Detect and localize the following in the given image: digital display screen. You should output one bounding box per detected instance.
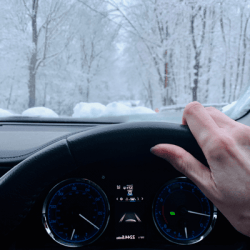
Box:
[115,183,145,241]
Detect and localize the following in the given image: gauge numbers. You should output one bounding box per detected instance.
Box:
[42,178,110,248]
[152,177,217,245]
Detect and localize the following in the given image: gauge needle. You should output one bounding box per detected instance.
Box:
[184,227,188,239]
[79,214,100,230]
[70,229,75,240]
[187,210,210,217]
[119,213,126,222]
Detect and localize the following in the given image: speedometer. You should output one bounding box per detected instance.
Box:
[42,178,110,248]
[152,176,217,245]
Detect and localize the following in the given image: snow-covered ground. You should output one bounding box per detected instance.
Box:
[22,107,59,118]
[0,94,249,122]
[0,108,19,117]
[72,102,155,118]
[116,100,141,107]
[0,102,155,119]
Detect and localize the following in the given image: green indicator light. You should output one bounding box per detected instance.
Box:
[170,211,175,215]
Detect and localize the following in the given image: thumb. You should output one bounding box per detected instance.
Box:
[150,144,213,197]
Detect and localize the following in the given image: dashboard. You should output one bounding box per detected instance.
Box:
[1,114,250,250]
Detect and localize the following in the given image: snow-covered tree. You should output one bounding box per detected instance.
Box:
[0,0,250,115]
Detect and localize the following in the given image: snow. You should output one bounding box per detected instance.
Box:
[0,98,249,121]
[117,100,141,107]
[130,106,156,114]
[1,1,250,120]
[1,0,250,122]
[72,102,155,118]
[72,102,106,118]
[221,85,250,120]
[0,108,17,117]
[22,107,59,118]
[104,102,132,116]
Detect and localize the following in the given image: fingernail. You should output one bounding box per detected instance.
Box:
[150,146,157,153]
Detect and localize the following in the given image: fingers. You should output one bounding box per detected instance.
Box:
[150,144,214,198]
[204,106,237,129]
[205,106,250,147]
[182,102,220,155]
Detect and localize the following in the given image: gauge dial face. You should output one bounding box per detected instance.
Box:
[152,177,217,245]
[42,178,110,248]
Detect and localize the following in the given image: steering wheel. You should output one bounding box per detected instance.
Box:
[0,122,208,244]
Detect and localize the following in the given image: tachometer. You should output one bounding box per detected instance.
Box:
[42,178,110,248]
[152,176,217,245]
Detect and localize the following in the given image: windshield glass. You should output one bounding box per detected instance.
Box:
[0,0,249,123]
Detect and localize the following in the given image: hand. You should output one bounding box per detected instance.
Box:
[150,101,250,237]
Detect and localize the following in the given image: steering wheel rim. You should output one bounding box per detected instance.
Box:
[0,121,208,239]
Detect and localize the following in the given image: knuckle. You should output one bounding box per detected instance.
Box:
[205,106,217,112]
[177,155,189,175]
[206,134,234,160]
[184,101,203,116]
[232,129,250,148]
[235,124,250,140]
[175,151,195,177]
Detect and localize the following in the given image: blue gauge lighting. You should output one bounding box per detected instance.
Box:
[46,181,108,244]
[153,180,212,243]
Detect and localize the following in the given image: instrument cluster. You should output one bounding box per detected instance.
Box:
[42,177,217,248]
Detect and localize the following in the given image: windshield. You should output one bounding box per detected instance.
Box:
[0,0,249,123]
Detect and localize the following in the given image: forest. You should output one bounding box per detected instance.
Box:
[0,0,249,116]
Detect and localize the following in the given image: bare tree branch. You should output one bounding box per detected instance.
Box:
[22,0,32,17]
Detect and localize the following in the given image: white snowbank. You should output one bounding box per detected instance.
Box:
[104,102,132,116]
[72,102,155,118]
[0,108,17,117]
[117,100,141,107]
[72,103,106,118]
[22,107,59,118]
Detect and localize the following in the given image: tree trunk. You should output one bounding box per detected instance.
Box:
[205,7,215,102]
[147,80,154,109]
[28,53,37,107]
[233,10,243,101]
[191,7,206,102]
[43,82,48,106]
[192,52,200,101]
[162,83,167,106]
[239,17,249,99]
[7,83,13,109]
[187,45,192,101]
[86,78,90,102]
[28,0,39,108]
[191,14,198,102]
[220,7,227,103]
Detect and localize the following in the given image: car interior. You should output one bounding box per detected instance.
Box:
[1,110,250,250]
